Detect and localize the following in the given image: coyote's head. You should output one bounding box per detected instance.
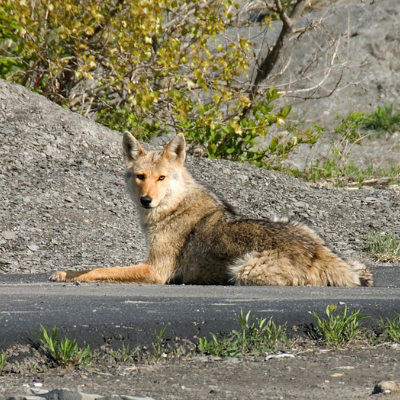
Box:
[122,132,187,210]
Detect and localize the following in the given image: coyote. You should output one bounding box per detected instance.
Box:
[50,133,373,286]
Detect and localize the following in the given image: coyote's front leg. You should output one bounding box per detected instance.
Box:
[49,264,162,283]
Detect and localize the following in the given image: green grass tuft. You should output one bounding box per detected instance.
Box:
[152,327,167,359]
[39,325,92,368]
[380,314,400,342]
[198,309,287,357]
[364,103,400,134]
[110,343,139,363]
[365,231,400,263]
[291,105,400,186]
[198,333,241,358]
[304,160,400,187]
[0,352,6,374]
[312,304,366,347]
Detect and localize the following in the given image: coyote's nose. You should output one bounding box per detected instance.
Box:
[140,196,152,207]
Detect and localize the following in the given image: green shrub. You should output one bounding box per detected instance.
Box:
[0,0,318,166]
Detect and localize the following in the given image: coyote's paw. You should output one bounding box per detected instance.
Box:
[49,270,83,282]
[49,271,68,282]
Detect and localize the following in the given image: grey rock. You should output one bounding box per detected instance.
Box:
[6,389,108,400]
[222,357,240,364]
[2,231,17,240]
[37,388,83,400]
[266,353,295,360]
[106,396,156,400]
[293,201,308,209]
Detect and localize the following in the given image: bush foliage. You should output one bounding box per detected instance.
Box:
[0,0,319,165]
[2,1,396,176]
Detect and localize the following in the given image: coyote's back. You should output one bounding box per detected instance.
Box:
[50,133,373,287]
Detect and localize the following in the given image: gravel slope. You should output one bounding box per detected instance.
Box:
[0,79,399,276]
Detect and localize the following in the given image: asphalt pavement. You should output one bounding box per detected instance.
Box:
[0,266,399,350]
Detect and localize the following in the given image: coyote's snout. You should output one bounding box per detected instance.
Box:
[50,133,373,287]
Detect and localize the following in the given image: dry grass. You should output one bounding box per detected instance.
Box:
[365,232,400,263]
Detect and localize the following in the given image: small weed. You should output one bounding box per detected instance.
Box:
[110,343,138,363]
[365,231,400,263]
[152,327,167,359]
[298,106,400,186]
[198,333,241,358]
[198,310,286,357]
[335,111,366,142]
[339,165,400,187]
[29,363,37,373]
[0,352,6,374]
[312,304,366,347]
[380,314,400,342]
[233,309,286,353]
[364,103,400,134]
[304,160,400,187]
[172,348,180,357]
[39,325,92,368]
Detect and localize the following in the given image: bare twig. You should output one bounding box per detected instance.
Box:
[242,0,309,116]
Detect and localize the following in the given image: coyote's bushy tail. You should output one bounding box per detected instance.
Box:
[347,260,374,287]
[230,248,374,287]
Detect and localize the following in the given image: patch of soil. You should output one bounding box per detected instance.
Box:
[1,343,400,399]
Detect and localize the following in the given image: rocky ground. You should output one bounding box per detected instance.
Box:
[1,342,400,400]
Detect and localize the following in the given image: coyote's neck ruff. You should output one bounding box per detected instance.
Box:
[50,133,373,286]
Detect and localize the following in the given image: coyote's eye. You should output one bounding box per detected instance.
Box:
[136,174,145,181]
[158,175,166,181]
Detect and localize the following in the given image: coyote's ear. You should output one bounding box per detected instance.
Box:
[122,131,146,162]
[162,133,186,164]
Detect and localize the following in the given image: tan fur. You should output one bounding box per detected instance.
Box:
[50,133,373,287]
